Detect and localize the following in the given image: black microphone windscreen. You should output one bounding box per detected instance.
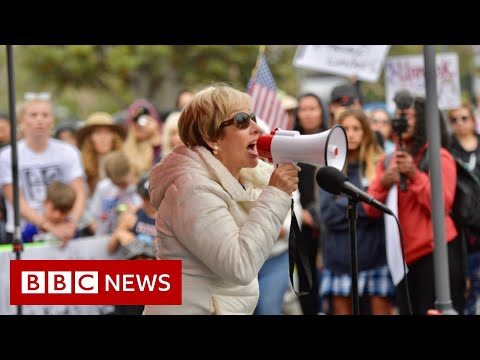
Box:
[316,166,348,195]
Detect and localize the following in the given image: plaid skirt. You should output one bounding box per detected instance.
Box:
[320,265,395,298]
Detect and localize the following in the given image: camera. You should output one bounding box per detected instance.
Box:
[391,90,414,136]
[391,113,408,135]
[391,90,414,192]
[133,107,150,127]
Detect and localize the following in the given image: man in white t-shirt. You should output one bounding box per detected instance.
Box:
[0,98,86,245]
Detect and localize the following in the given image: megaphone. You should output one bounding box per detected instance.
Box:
[257,124,347,170]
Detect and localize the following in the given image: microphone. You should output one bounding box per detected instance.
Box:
[316,166,393,215]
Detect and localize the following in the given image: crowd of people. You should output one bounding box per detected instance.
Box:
[1,81,479,316]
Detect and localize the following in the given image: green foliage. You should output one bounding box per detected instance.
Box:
[2,45,269,119]
[0,45,476,122]
[3,45,299,119]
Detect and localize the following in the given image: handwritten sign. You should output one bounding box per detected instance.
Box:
[293,45,391,82]
[385,53,461,113]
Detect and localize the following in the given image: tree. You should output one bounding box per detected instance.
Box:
[11,45,300,119]
[4,45,472,121]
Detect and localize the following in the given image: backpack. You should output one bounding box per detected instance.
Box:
[384,150,480,253]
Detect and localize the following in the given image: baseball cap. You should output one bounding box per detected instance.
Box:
[330,84,359,106]
[120,240,156,260]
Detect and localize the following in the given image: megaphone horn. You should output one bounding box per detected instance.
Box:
[257,124,347,170]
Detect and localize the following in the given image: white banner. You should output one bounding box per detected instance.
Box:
[384,185,408,286]
[0,236,119,315]
[293,45,391,82]
[385,52,461,113]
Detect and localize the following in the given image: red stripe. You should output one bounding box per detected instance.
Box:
[268,101,279,130]
[257,87,270,120]
[249,82,288,131]
[263,91,276,127]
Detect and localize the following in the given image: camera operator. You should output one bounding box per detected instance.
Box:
[362,91,465,315]
[391,91,414,192]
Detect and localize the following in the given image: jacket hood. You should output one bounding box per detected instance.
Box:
[149,144,274,209]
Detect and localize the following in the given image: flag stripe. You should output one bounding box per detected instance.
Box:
[262,91,275,125]
[247,55,288,131]
[271,103,283,130]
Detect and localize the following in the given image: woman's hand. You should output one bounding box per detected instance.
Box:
[268,163,300,196]
[396,151,417,180]
[381,165,400,189]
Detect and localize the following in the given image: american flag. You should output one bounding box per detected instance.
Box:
[247,55,289,131]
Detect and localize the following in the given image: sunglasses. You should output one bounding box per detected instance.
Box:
[371,118,390,125]
[449,116,470,124]
[219,112,256,130]
[24,92,51,101]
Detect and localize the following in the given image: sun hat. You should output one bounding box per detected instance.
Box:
[77,112,127,147]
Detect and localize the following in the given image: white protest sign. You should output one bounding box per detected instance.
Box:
[385,52,461,113]
[0,235,119,315]
[293,45,391,82]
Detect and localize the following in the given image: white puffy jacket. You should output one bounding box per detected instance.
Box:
[143,145,291,315]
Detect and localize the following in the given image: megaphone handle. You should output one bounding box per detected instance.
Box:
[278,161,298,168]
[277,162,298,198]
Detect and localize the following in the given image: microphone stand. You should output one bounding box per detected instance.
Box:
[347,197,360,315]
[6,46,23,315]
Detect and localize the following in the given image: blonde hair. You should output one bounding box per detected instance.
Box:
[162,111,182,155]
[123,123,155,177]
[16,99,53,139]
[81,132,124,194]
[337,108,384,184]
[178,83,252,151]
[16,99,53,120]
[46,181,76,213]
[104,151,131,180]
[447,100,476,128]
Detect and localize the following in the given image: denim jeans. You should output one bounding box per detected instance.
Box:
[254,251,290,315]
[465,252,480,315]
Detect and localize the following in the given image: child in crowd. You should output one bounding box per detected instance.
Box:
[22,181,78,243]
[89,151,142,236]
[108,172,157,257]
[107,173,157,315]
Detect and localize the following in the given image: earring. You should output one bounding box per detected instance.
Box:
[213,145,218,155]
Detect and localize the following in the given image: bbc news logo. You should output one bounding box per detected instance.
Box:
[21,271,100,294]
[10,260,182,305]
